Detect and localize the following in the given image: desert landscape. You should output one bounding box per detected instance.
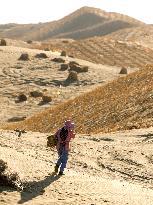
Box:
[0,5,153,205]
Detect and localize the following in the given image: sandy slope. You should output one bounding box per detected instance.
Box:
[0,127,153,204]
[0,45,137,124]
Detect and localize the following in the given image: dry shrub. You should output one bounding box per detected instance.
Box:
[42,95,52,103]
[26,40,32,44]
[8,116,26,122]
[17,94,27,102]
[35,53,48,59]
[51,58,65,63]
[82,66,89,72]
[68,55,74,58]
[0,39,7,46]
[69,65,89,73]
[18,53,29,61]
[66,71,78,83]
[62,40,69,43]
[44,48,50,51]
[0,159,8,173]
[0,159,22,190]
[119,67,128,74]
[69,61,79,67]
[30,90,43,97]
[60,50,67,56]
[60,64,69,71]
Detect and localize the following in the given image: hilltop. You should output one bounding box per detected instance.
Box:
[0,6,144,41]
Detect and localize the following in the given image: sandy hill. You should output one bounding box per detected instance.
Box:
[0,6,144,41]
[3,64,153,134]
[39,37,153,69]
[105,25,153,49]
[0,45,130,124]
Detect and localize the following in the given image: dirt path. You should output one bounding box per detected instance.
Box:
[0,128,153,204]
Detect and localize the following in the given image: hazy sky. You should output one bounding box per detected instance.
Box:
[0,0,153,24]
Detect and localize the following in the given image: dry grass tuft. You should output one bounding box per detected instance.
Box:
[0,39,7,46]
[41,95,52,104]
[35,53,48,59]
[66,71,78,83]
[26,40,32,44]
[30,90,43,98]
[119,67,128,74]
[18,53,29,61]
[51,58,65,63]
[60,63,69,71]
[0,159,8,173]
[60,50,67,56]
[17,93,27,102]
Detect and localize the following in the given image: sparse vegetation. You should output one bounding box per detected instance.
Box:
[60,50,67,56]
[42,95,52,103]
[18,53,29,61]
[35,53,48,59]
[47,38,153,69]
[69,64,89,73]
[0,39,7,46]
[66,71,78,83]
[119,67,128,74]
[30,90,43,98]
[26,40,32,44]
[60,63,69,71]
[17,94,27,102]
[0,159,22,190]
[3,65,153,134]
[51,57,65,63]
[8,116,26,122]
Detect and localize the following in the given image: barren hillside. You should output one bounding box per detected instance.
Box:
[40,37,153,69]
[0,7,144,41]
[0,45,129,124]
[105,25,153,49]
[3,64,153,134]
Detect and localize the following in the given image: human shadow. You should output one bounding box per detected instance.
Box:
[18,173,60,204]
[0,185,16,193]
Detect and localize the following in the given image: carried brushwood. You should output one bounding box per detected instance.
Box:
[47,134,57,148]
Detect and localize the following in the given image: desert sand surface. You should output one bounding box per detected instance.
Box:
[1,6,153,205]
[0,45,136,124]
[0,127,153,205]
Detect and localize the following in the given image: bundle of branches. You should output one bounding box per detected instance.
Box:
[47,134,57,148]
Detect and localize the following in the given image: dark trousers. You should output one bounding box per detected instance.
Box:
[56,145,68,172]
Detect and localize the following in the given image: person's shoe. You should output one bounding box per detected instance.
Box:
[54,165,59,173]
[58,171,64,176]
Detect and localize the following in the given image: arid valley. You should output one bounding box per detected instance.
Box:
[0,6,153,205]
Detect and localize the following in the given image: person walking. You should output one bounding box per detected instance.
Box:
[54,120,75,175]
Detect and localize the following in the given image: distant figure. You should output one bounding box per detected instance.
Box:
[54,120,75,175]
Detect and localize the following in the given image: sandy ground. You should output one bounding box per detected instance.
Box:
[0,46,138,123]
[0,127,153,205]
